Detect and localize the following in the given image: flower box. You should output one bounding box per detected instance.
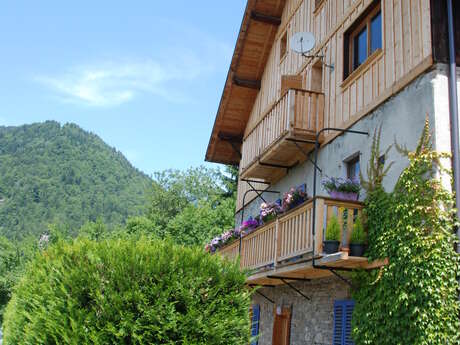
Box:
[329,191,358,201]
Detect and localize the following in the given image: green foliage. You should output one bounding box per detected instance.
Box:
[360,124,393,193]
[350,217,366,245]
[146,166,237,245]
[0,121,150,240]
[0,236,37,323]
[3,238,252,345]
[352,120,460,345]
[325,215,341,241]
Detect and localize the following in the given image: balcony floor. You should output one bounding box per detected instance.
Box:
[246,252,387,286]
[240,130,318,183]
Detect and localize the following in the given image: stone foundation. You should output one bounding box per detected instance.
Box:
[252,276,350,345]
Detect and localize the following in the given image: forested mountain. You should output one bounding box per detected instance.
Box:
[0,121,151,240]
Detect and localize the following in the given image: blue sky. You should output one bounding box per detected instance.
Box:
[0,1,246,175]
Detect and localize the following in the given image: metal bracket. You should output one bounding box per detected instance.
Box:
[329,269,354,288]
[267,276,311,300]
[286,138,323,174]
[301,53,334,70]
[248,285,276,304]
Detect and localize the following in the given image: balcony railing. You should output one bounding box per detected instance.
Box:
[240,89,325,181]
[218,196,364,272]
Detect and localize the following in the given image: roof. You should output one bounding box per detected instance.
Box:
[205,0,286,165]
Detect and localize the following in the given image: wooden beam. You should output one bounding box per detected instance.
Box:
[233,76,261,90]
[250,11,282,26]
[217,132,243,143]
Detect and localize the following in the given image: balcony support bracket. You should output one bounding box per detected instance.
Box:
[248,286,275,304]
[286,138,323,174]
[328,268,354,288]
[267,276,311,301]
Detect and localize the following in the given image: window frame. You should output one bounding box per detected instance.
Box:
[344,1,382,79]
[344,153,360,180]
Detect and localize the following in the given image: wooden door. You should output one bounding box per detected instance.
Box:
[272,305,291,345]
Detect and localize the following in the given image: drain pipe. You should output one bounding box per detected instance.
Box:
[446,0,460,256]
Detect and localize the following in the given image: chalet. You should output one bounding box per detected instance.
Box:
[205,0,460,344]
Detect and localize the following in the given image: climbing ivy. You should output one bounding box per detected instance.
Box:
[352,120,460,345]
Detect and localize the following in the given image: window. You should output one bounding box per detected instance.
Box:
[250,305,260,345]
[333,300,355,345]
[344,1,382,78]
[347,156,360,180]
[280,31,287,61]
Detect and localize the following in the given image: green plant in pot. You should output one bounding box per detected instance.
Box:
[323,215,341,254]
[349,216,366,256]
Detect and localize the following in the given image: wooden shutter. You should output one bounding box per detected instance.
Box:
[333,300,355,345]
[250,304,260,345]
[272,305,291,345]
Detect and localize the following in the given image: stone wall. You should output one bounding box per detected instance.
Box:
[252,277,350,345]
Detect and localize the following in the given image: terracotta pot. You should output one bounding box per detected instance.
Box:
[323,240,340,254]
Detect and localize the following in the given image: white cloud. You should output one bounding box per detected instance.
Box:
[35,57,211,107]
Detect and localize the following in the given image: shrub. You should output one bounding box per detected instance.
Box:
[325,215,341,241]
[350,217,366,244]
[3,238,252,345]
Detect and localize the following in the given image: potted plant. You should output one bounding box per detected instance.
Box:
[349,217,367,256]
[282,185,307,211]
[322,176,360,201]
[260,201,282,223]
[323,214,341,254]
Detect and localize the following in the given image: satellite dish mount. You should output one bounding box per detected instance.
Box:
[290,32,334,70]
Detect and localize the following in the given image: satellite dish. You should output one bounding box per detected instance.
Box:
[290,32,316,54]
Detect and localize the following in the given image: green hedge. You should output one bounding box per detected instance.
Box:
[3,238,251,345]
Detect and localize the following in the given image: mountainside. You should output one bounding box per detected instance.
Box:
[0,121,151,240]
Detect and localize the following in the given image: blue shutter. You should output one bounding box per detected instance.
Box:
[333,300,355,345]
[250,304,260,345]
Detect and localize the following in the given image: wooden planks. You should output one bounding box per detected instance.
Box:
[240,0,433,165]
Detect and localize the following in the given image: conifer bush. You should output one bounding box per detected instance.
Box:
[2,238,252,345]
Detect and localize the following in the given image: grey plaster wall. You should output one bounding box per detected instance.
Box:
[252,277,350,345]
[236,64,455,227]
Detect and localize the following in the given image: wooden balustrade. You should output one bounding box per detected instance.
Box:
[217,197,364,271]
[277,201,314,261]
[218,240,239,262]
[240,89,325,174]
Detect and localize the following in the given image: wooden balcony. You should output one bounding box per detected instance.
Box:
[240,89,325,183]
[217,197,386,286]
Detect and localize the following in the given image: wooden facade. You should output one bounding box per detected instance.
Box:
[207,0,437,277]
[242,0,433,175]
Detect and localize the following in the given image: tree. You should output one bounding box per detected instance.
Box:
[3,238,252,345]
[146,166,237,245]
